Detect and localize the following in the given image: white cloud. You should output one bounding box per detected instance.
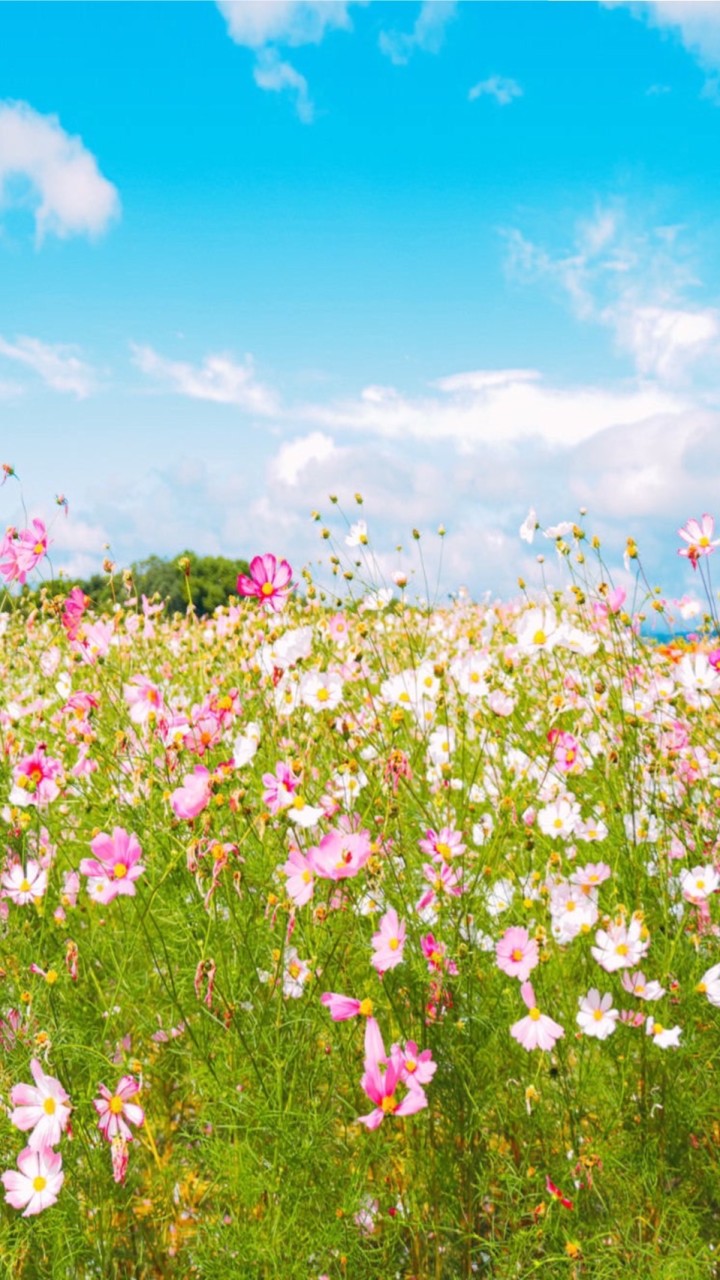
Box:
[468,75,523,106]
[608,2,720,72]
[379,1,457,66]
[217,1,353,48]
[217,1,356,119]
[253,48,314,123]
[0,101,119,243]
[0,335,96,397]
[505,205,720,381]
[271,431,336,484]
[299,366,686,448]
[131,343,280,416]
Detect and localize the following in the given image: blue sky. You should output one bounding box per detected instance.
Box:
[2,0,720,604]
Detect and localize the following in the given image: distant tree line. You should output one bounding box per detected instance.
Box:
[58,551,251,617]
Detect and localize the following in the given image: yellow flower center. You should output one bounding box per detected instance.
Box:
[381,1094,397,1114]
[292,795,306,810]
[511,948,523,963]
[615,943,628,956]
[389,937,399,951]
[43,1097,56,1115]
[32,1176,47,1192]
[652,1022,664,1036]
[113,863,127,879]
[592,1009,604,1022]
[529,1007,541,1022]
[316,688,329,702]
[405,1058,417,1073]
[260,582,274,596]
[436,841,452,861]
[33,541,44,556]
[19,879,31,894]
[533,630,547,645]
[697,982,708,994]
[301,870,311,884]
[358,998,373,1017]
[109,1095,124,1115]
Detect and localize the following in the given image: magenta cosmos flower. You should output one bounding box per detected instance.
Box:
[321,992,375,1021]
[0,519,49,586]
[236,554,294,613]
[94,1075,145,1142]
[9,1058,71,1150]
[10,746,63,808]
[357,1018,428,1129]
[79,827,145,905]
[495,926,539,982]
[510,981,564,1052]
[1,1146,64,1217]
[678,514,720,569]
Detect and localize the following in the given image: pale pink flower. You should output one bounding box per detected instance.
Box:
[591,917,649,973]
[417,861,463,911]
[80,827,145,904]
[510,981,564,1052]
[570,862,611,892]
[371,907,406,973]
[262,762,300,814]
[576,989,618,1040]
[697,962,720,1005]
[94,1075,144,1142]
[170,766,212,820]
[9,1058,71,1149]
[678,514,720,569]
[237,554,294,613]
[1,859,47,905]
[1,1146,64,1216]
[307,827,372,881]
[123,675,164,725]
[0,519,49,585]
[680,864,720,903]
[283,948,311,998]
[282,846,315,907]
[495,926,539,982]
[621,970,666,1001]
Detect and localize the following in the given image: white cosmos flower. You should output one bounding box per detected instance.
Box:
[576,989,618,1040]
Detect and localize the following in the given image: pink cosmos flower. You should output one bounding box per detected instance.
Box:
[94,1075,144,1142]
[548,729,584,775]
[591,917,649,973]
[9,1058,71,1150]
[357,1018,427,1129]
[124,675,164,725]
[10,746,63,808]
[394,1040,437,1087]
[282,846,315,907]
[510,981,564,1052]
[0,519,49,585]
[418,827,466,863]
[237,554,294,613]
[621,970,666,1001]
[1,1146,64,1216]
[262,762,300,813]
[321,992,374,1021]
[170,766,212,820]
[420,933,458,976]
[678,514,720,569]
[371,907,406,973]
[307,826,372,881]
[417,861,463,911]
[495,926,539,982]
[1,859,47,906]
[61,586,88,641]
[79,827,145,904]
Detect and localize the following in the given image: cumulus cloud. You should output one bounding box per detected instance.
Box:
[468,75,523,105]
[217,1,355,119]
[379,1,457,66]
[131,344,280,415]
[0,101,119,243]
[271,431,337,484]
[0,335,97,397]
[298,366,685,448]
[505,205,720,381]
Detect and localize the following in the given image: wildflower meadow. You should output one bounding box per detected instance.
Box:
[3,482,720,1279]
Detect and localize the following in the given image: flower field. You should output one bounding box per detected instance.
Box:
[2,499,720,1278]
